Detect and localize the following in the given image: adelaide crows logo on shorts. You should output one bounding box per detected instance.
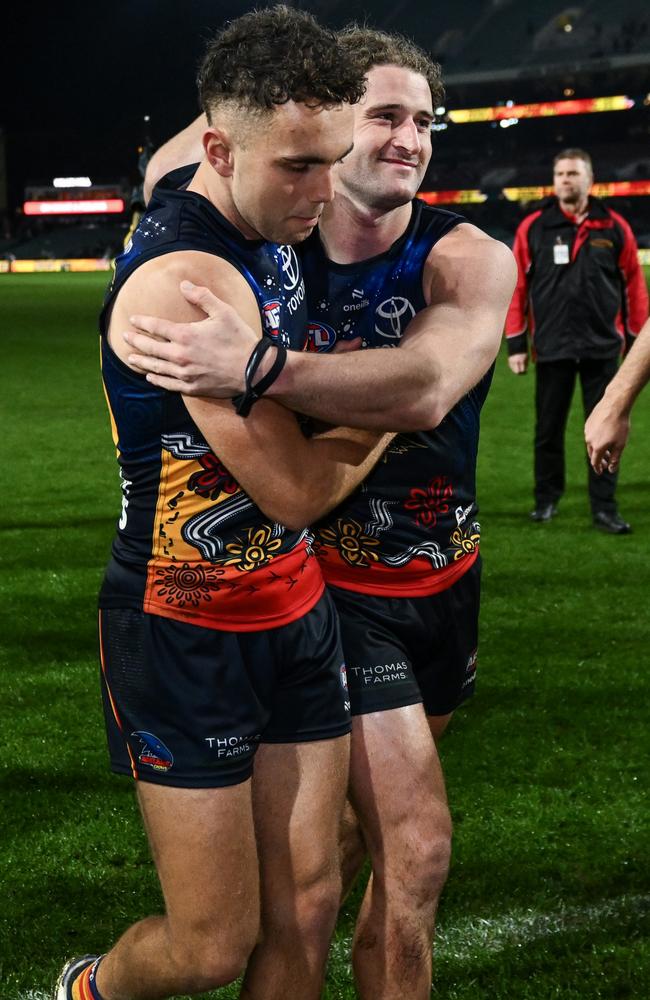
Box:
[262,299,281,339]
[132,731,174,772]
[307,321,336,352]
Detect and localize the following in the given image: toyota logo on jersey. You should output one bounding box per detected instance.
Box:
[307,321,337,352]
[375,296,416,340]
[279,245,301,291]
[262,299,281,339]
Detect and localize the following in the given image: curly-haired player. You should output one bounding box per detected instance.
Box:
[128,23,516,1000]
[53,9,386,1000]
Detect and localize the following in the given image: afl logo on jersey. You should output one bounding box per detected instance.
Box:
[375,296,416,340]
[279,245,301,291]
[307,321,337,352]
[262,299,281,338]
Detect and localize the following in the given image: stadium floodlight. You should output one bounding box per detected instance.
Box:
[52,177,92,188]
[435,106,446,116]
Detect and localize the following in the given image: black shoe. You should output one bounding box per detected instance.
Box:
[529,503,558,522]
[593,511,632,534]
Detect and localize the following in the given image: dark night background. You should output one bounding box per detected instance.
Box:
[3,1,649,241]
[2,1,412,215]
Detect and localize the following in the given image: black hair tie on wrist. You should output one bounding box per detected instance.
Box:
[232,336,288,417]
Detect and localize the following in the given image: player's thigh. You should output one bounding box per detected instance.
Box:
[349,704,449,871]
[137,779,260,942]
[414,557,482,718]
[98,608,271,788]
[427,712,453,743]
[328,586,423,718]
[252,735,350,895]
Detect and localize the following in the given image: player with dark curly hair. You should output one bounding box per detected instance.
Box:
[132,23,516,999]
[54,9,385,1000]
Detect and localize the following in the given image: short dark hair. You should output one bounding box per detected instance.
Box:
[338,26,444,108]
[198,5,366,121]
[554,148,593,174]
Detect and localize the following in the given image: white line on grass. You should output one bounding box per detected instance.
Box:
[19,894,650,998]
[435,892,650,961]
[331,892,650,966]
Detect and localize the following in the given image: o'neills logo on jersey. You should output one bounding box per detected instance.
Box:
[343,289,370,312]
[262,299,281,338]
[375,296,416,340]
[307,321,336,352]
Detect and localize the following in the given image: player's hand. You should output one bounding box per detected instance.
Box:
[507,353,528,374]
[585,398,630,474]
[332,337,362,354]
[123,281,258,396]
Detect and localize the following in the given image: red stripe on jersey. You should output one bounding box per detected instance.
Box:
[143,541,324,631]
[319,546,478,597]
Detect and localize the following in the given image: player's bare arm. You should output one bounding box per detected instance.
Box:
[143,114,207,204]
[125,224,516,431]
[585,315,650,473]
[111,252,391,530]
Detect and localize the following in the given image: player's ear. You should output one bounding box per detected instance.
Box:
[204,126,234,178]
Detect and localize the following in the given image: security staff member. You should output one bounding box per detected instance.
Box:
[505,148,648,533]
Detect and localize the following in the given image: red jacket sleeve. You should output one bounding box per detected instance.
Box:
[610,209,649,338]
[505,210,540,355]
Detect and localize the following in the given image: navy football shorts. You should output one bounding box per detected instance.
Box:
[329,556,481,718]
[98,592,350,788]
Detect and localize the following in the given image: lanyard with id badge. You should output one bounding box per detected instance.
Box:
[554,237,570,265]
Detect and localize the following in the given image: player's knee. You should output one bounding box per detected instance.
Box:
[295,872,341,942]
[388,808,452,901]
[272,862,341,942]
[168,919,258,991]
[411,812,452,896]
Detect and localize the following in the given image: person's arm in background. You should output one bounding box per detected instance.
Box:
[143,115,207,204]
[585,315,650,473]
[505,213,538,374]
[612,209,649,352]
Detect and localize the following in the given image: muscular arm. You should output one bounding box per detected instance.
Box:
[584,315,650,473]
[109,252,391,531]
[143,115,207,204]
[125,224,516,431]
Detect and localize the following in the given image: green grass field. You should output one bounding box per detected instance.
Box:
[1,272,649,999]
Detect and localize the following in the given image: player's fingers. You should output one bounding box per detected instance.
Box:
[127,315,183,343]
[606,444,623,473]
[123,328,180,359]
[145,372,200,394]
[333,337,362,354]
[180,280,228,318]
[127,352,190,379]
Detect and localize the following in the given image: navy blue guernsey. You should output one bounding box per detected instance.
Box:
[303,199,492,596]
[98,165,324,631]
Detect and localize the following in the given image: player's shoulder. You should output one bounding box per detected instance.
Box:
[424,221,516,305]
[428,220,514,268]
[116,249,256,320]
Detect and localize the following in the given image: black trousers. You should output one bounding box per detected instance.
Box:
[534,357,619,513]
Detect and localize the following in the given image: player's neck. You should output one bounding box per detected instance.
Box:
[319,194,412,264]
[187,161,261,240]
